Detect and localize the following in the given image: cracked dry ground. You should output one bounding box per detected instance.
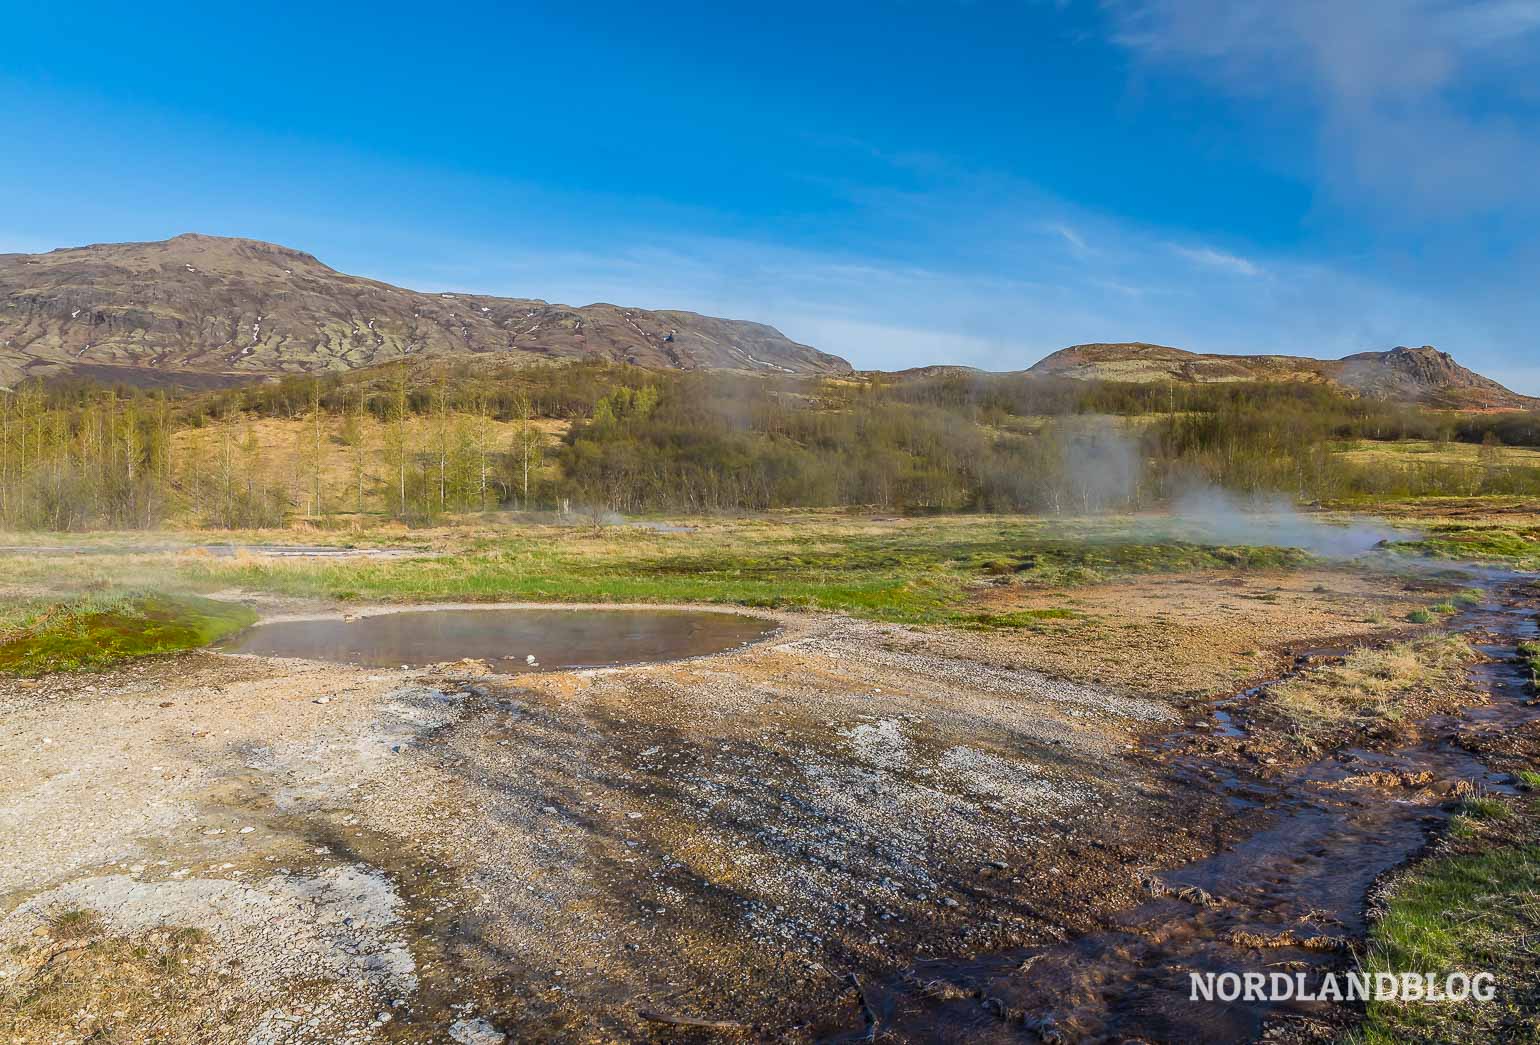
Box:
[0,569,1434,1042]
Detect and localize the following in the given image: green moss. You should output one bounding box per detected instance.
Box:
[0,593,256,676]
[1386,524,1540,568]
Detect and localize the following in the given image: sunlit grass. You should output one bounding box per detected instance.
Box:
[1353,789,1540,1044]
[1270,635,1476,737]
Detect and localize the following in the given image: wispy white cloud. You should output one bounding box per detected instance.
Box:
[1048,222,1092,255]
[358,216,1536,392]
[1169,244,1263,277]
[315,121,1537,396]
[1106,0,1540,216]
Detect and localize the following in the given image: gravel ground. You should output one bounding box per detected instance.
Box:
[0,578,1417,1041]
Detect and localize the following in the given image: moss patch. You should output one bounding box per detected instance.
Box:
[1520,641,1539,692]
[0,593,256,676]
[1386,524,1540,569]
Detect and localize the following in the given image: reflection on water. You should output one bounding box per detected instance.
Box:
[216,607,776,672]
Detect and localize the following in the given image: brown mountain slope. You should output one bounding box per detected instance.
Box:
[0,234,850,386]
[1028,342,1536,409]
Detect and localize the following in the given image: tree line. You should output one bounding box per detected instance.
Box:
[2,360,1537,529]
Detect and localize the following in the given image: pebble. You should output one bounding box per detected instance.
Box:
[449,1016,507,1044]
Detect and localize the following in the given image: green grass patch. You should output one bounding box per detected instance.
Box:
[1407,609,1435,624]
[1355,790,1540,1043]
[1459,794,1513,822]
[165,524,1311,625]
[0,592,256,676]
[1387,524,1540,569]
[949,608,1078,631]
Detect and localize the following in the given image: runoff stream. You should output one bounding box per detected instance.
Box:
[828,571,1538,1043]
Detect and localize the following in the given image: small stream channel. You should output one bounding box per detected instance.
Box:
[837,572,1538,1043]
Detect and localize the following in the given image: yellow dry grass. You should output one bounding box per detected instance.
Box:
[1333,439,1540,470]
[168,413,568,517]
[1270,634,1477,734]
[0,919,234,1043]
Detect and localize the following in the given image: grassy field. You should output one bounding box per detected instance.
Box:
[0,592,256,676]
[1332,439,1540,470]
[0,917,223,1041]
[1354,785,1540,1043]
[1338,500,1540,570]
[1387,524,1540,570]
[0,516,1310,625]
[0,500,1527,678]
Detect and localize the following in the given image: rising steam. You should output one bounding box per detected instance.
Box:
[1047,423,1406,557]
[1163,485,1403,558]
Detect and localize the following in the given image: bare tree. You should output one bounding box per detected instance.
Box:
[511,393,541,509]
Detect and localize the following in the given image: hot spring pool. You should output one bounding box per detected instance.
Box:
[216,607,777,672]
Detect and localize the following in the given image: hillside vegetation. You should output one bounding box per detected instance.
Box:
[1,357,1539,530]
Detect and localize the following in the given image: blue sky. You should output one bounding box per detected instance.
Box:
[4,0,1539,391]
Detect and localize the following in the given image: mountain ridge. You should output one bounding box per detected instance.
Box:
[0,233,851,386]
[1025,341,1536,409]
[2,236,1532,409]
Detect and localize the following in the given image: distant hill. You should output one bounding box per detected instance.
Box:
[0,234,851,386]
[4,236,1530,410]
[1027,342,1536,410]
